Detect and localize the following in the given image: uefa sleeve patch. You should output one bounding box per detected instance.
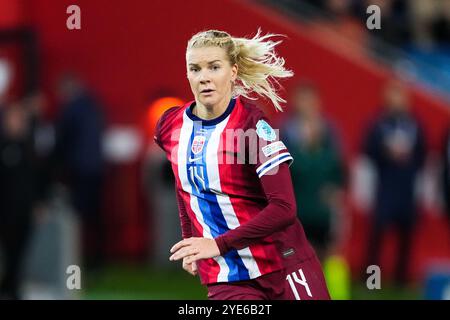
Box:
[262,141,287,157]
[256,120,276,142]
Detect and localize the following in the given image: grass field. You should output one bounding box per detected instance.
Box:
[83,264,207,300]
[82,264,421,300]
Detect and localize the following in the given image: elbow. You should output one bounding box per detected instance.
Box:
[278,199,297,228]
[287,201,297,225]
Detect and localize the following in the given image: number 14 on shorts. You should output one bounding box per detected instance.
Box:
[286,268,313,300]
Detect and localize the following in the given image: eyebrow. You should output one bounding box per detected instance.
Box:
[188,60,222,66]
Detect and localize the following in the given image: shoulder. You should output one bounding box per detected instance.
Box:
[157,106,183,126]
[239,99,273,130]
[154,105,185,149]
[155,105,186,133]
[240,99,266,118]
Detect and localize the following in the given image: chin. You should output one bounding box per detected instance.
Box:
[199,96,218,108]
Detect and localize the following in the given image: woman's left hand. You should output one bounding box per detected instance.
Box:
[169,237,220,264]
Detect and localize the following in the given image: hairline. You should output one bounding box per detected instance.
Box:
[186,45,234,65]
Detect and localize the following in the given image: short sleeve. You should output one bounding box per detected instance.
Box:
[250,115,293,178]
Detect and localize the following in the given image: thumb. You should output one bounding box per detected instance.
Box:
[192,261,197,272]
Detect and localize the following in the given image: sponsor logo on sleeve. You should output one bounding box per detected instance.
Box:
[262,141,287,157]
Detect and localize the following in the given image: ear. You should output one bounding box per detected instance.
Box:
[231,63,238,82]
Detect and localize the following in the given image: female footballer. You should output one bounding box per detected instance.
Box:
[154,29,330,300]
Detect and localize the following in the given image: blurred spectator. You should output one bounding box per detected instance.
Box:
[431,13,450,45]
[443,125,450,226]
[349,0,412,61]
[285,0,351,17]
[282,81,346,261]
[23,92,55,204]
[275,0,449,49]
[363,80,426,287]
[0,101,47,299]
[143,147,179,267]
[325,0,352,19]
[53,73,105,271]
[409,0,450,47]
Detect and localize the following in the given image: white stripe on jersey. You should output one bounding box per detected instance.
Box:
[256,152,293,178]
[205,116,262,279]
[177,112,230,282]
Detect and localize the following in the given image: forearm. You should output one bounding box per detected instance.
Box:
[215,163,297,254]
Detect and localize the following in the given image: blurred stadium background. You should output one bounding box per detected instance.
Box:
[0,0,449,300]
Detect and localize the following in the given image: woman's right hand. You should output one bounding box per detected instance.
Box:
[182,258,198,276]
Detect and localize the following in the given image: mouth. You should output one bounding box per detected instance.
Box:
[200,89,215,95]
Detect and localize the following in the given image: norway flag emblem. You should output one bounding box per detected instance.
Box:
[191,135,206,154]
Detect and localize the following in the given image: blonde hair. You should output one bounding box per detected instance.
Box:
[187,29,294,112]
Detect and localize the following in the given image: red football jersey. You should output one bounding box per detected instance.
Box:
[155,96,315,284]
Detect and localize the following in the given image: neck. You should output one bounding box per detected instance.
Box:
[195,94,232,120]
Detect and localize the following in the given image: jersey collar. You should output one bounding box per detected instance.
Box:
[186,97,236,126]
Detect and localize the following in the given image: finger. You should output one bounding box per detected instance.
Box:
[171,237,197,253]
[182,265,194,276]
[182,260,198,276]
[184,253,200,264]
[170,240,190,253]
[183,263,194,274]
[187,265,197,276]
[170,247,199,261]
[171,247,193,261]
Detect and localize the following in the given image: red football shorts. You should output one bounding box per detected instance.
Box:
[207,255,331,300]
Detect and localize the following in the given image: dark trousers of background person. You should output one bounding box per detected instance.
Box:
[366,212,415,286]
[0,207,32,299]
[70,172,104,271]
[446,203,450,247]
[302,222,331,263]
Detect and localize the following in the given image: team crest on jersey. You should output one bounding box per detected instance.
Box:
[256,120,276,142]
[191,135,206,154]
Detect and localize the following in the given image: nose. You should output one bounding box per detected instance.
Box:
[198,70,210,84]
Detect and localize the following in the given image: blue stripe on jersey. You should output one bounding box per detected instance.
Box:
[186,121,250,282]
[256,153,292,176]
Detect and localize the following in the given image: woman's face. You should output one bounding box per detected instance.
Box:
[186,46,237,108]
